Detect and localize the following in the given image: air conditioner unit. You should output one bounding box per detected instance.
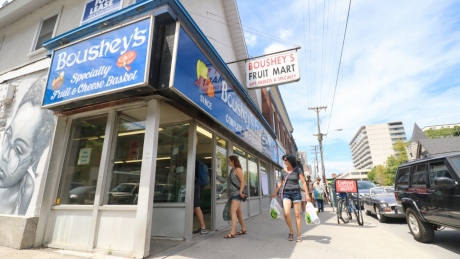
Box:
[0,84,14,103]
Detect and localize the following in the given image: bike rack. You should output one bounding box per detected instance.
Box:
[335,179,364,226]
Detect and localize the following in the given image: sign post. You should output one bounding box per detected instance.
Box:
[335,179,364,226]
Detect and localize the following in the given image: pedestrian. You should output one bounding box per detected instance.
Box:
[313,177,328,212]
[224,155,247,238]
[306,175,316,207]
[272,155,309,242]
[193,160,208,235]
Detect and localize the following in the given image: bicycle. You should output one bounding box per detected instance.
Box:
[336,192,363,225]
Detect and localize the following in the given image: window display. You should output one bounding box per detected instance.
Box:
[105,107,147,205]
[57,114,108,205]
[154,123,189,203]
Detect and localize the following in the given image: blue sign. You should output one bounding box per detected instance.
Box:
[43,17,152,108]
[81,0,123,25]
[173,27,279,164]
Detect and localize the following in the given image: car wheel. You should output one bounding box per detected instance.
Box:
[406,208,435,243]
[375,205,387,223]
[364,207,371,216]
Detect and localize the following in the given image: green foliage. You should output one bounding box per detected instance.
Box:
[425,126,460,138]
[370,140,408,186]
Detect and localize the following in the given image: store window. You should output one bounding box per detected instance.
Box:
[260,161,269,196]
[215,137,228,200]
[105,107,147,205]
[154,123,189,203]
[56,114,108,205]
[248,154,259,197]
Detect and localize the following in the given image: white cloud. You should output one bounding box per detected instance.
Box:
[238,0,460,170]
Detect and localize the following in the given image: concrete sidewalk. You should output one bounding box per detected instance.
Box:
[0,205,442,258]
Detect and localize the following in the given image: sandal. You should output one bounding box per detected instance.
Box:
[288,233,294,241]
[236,230,247,235]
[224,233,236,239]
[296,236,302,242]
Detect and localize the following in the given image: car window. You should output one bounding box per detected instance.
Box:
[396,167,410,185]
[411,164,427,186]
[429,161,452,186]
[448,156,460,177]
[358,181,376,189]
[111,184,135,192]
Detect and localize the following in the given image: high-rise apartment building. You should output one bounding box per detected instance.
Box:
[350,121,407,169]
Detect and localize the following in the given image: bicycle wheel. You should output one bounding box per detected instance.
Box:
[338,200,350,223]
[350,199,360,223]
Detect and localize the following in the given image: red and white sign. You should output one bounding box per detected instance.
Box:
[335,179,358,193]
[245,51,300,89]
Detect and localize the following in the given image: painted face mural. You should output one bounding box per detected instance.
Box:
[0,76,55,215]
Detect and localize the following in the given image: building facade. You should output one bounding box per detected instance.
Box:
[349,121,407,169]
[0,0,297,257]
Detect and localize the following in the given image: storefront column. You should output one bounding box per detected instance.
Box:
[184,121,197,241]
[132,99,161,258]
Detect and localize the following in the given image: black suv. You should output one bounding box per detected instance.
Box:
[394,152,460,243]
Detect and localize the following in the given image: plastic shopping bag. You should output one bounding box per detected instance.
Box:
[270,198,284,220]
[305,202,320,225]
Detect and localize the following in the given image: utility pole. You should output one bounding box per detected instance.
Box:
[310,145,319,178]
[309,106,327,184]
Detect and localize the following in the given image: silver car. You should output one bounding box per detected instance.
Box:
[362,186,405,223]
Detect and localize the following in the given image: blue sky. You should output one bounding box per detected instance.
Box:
[236,0,460,177]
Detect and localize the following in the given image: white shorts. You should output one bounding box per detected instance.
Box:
[301,191,306,201]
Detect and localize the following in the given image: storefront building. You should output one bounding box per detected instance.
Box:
[0,0,297,258]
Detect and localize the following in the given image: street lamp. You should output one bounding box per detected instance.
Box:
[313,128,342,184]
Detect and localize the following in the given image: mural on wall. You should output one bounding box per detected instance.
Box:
[0,76,55,215]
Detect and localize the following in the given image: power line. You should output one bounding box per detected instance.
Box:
[326,0,352,134]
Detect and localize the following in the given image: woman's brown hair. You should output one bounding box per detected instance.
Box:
[229,155,242,169]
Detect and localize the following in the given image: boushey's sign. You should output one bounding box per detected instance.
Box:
[246,50,300,89]
[173,27,279,164]
[42,17,152,109]
[81,0,123,25]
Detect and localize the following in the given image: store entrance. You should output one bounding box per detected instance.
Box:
[193,126,213,233]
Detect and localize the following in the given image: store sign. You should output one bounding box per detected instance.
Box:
[81,0,123,25]
[42,17,152,108]
[246,51,300,89]
[335,179,358,193]
[173,28,278,163]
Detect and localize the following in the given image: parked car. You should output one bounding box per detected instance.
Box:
[68,185,96,204]
[108,183,139,204]
[394,152,460,243]
[362,186,405,223]
[349,180,377,208]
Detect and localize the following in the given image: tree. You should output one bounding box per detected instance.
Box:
[369,140,408,185]
[425,126,460,138]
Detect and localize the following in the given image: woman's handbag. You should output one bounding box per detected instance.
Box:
[270,198,284,220]
[305,202,320,225]
[223,199,231,221]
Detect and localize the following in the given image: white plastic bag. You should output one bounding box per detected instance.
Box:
[305,202,320,225]
[270,198,284,220]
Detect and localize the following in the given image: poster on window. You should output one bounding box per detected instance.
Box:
[77,148,92,165]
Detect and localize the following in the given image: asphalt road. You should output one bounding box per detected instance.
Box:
[362,210,460,257]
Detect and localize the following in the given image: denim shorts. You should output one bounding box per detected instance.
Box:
[230,194,243,201]
[283,189,302,202]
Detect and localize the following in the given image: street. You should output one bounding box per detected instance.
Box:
[1,205,460,259]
